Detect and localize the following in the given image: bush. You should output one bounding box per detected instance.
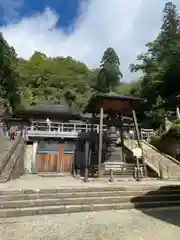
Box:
[150,124,180,160]
[150,136,161,149]
[164,124,180,139]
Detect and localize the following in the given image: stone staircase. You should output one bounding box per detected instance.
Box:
[124,140,180,179]
[102,162,144,178]
[0,136,25,183]
[0,137,17,162]
[0,185,180,218]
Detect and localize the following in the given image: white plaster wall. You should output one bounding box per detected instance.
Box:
[24,144,33,173]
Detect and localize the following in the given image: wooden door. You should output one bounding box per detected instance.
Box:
[63,154,73,172]
[36,153,58,172]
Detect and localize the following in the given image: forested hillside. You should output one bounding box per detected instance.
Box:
[0,2,180,129]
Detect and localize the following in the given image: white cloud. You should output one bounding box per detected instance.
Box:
[1,0,180,81]
[0,0,23,22]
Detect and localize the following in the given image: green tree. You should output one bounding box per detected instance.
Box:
[157,1,180,98]
[0,33,21,112]
[130,2,180,127]
[115,81,141,97]
[17,52,94,110]
[96,47,123,93]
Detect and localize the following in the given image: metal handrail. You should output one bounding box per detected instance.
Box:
[124,139,162,176]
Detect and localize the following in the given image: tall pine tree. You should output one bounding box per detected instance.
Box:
[130,2,180,127]
[160,2,180,98]
[96,47,122,93]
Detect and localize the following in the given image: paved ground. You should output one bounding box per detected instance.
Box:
[0,175,180,190]
[0,208,180,239]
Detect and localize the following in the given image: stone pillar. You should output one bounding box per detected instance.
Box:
[176,106,180,120]
[165,116,172,132]
[31,140,38,173]
[24,144,33,173]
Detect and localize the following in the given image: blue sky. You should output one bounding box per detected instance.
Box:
[18,0,80,30]
[0,0,80,31]
[1,0,180,81]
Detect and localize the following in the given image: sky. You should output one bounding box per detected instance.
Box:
[0,0,180,82]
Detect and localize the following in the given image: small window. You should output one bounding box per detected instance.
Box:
[64,142,75,152]
[38,140,59,152]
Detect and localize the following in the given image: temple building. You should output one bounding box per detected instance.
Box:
[19,94,147,179]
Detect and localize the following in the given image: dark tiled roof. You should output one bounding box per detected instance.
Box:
[24,104,80,117]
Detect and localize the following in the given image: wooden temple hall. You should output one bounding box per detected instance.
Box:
[23,94,147,179]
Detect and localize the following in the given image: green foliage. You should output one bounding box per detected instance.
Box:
[115,81,141,97]
[164,123,180,138]
[130,2,180,128]
[150,136,161,149]
[0,33,21,112]
[16,52,94,110]
[150,123,180,160]
[96,47,123,93]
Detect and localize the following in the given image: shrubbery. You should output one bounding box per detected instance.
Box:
[150,123,180,160]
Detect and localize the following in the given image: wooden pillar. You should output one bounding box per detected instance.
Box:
[88,113,95,168]
[132,109,147,177]
[119,115,125,162]
[98,107,104,177]
[176,106,180,120]
[84,140,89,182]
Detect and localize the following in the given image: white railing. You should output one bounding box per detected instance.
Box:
[26,121,107,134]
[25,121,155,139]
[140,128,154,141]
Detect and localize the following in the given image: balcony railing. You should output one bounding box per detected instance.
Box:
[25,121,107,139]
[27,121,107,132]
[25,121,154,140]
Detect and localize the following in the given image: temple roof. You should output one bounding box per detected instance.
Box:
[84,94,146,114]
[21,104,80,119]
[26,104,72,113]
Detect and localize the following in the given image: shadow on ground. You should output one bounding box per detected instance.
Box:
[131,185,180,228]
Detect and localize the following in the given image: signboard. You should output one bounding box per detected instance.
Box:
[132,147,142,158]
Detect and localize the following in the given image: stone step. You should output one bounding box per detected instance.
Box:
[1,188,180,201]
[0,190,148,201]
[0,194,180,209]
[1,189,180,201]
[1,184,180,196]
[0,186,162,195]
[1,200,180,218]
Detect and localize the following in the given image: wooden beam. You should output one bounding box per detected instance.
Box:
[88,112,95,167]
[119,116,125,162]
[132,110,141,146]
[98,107,104,177]
[132,109,147,177]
